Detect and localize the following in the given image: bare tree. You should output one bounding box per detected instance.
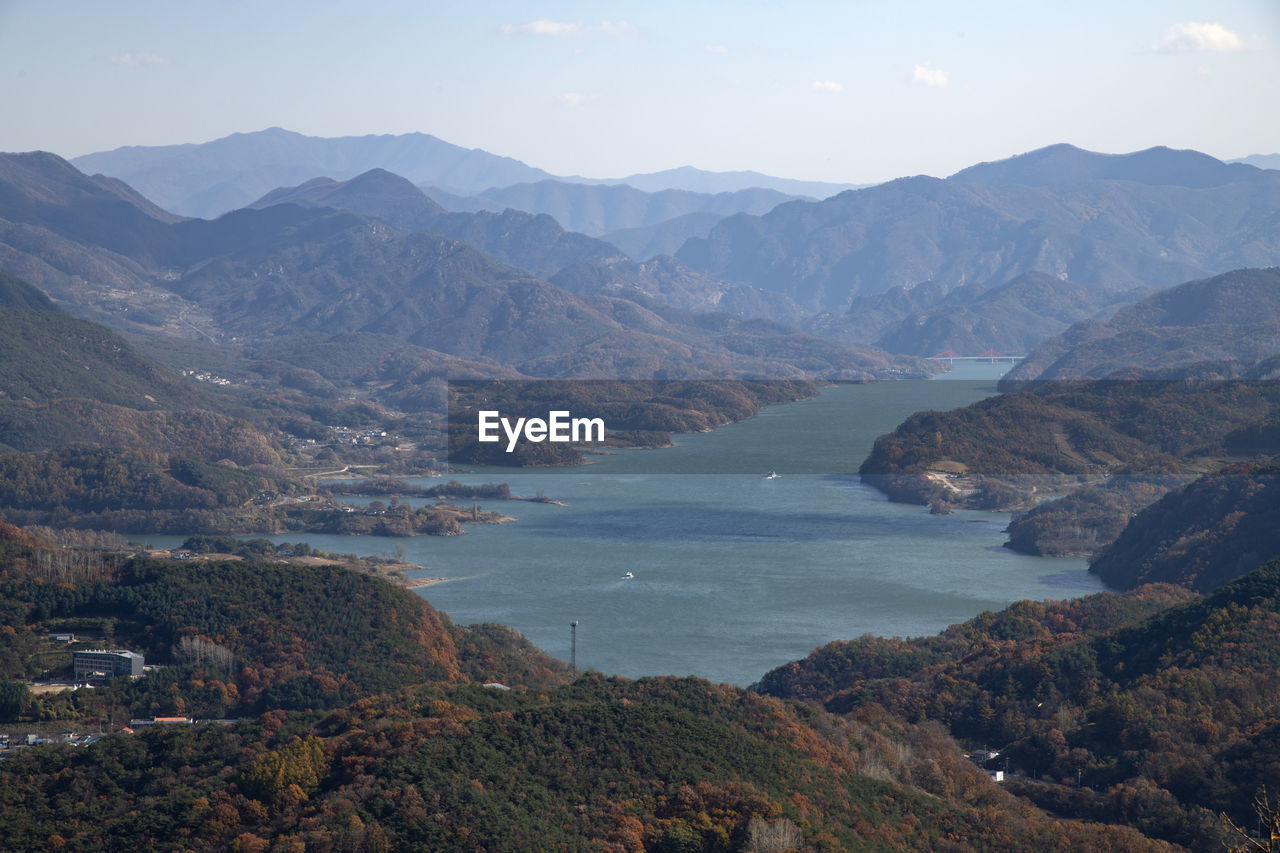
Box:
[1225,786,1280,853]
[744,816,803,853]
[175,636,236,675]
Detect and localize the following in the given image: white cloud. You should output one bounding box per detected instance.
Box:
[1156,22,1245,53]
[704,43,729,54]
[596,20,637,36]
[811,80,844,93]
[912,63,949,88]
[558,92,597,108]
[109,52,171,67]
[503,20,635,37]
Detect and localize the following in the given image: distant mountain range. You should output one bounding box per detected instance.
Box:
[22,136,1280,371]
[431,180,802,242]
[69,127,556,219]
[0,150,917,382]
[68,127,857,224]
[244,168,801,321]
[1231,153,1280,170]
[676,145,1280,320]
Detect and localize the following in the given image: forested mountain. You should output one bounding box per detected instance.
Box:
[675,145,1280,316]
[757,558,1280,849]
[249,169,630,278]
[859,372,1280,561]
[1,151,922,382]
[0,267,295,470]
[62,134,1280,364]
[164,213,901,378]
[0,542,1174,851]
[1003,267,1280,383]
[861,377,1280,505]
[0,269,191,409]
[250,169,809,320]
[1090,466,1280,591]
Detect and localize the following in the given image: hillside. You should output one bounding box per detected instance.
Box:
[675,146,1280,315]
[858,375,1280,561]
[1089,466,1280,591]
[0,267,301,472]
[0,540,1173,852]
[1004,267,1280,383]
[758,559,1280,848]
[860,378,1280,505]
[868,272,1141,357]
[0,268,203,411]
[0,549,567,715]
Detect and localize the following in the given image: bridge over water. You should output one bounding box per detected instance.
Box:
[928,349,1026,364]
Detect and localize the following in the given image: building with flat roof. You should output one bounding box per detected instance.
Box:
[73,649,144,679]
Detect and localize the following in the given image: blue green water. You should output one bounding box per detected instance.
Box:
[141,370,1104,686]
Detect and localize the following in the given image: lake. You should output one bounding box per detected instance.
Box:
[141,367,1105,686]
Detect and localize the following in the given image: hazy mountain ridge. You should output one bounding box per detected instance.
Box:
[1,151,922,382]
[454,179,803,239]
[821,271,1144,356]
[676,145,1280,317]
[64,132,1280,364]
[600,210,725,260]
[70,127,558,219]
[248,168,814,322]
[1231,152,1280,170]
[581,163,860,197]
[950,143,1261,187]
[247,169,627,279]
[68,128,846,226]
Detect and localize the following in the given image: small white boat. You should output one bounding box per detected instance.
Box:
[763,470,779,479]
[621,571,634,579]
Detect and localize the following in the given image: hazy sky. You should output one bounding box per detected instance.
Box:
[2,1,1277,183]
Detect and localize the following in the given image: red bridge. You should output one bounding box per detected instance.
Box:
[929,349,1025,363]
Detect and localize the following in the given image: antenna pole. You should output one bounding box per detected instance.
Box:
[570,620,578,677]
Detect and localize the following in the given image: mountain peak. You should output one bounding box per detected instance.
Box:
[949,143,1259,188]
[249,167,447,224]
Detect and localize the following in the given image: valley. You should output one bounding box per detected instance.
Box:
[1,121,1279,852]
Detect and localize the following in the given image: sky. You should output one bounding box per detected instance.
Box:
[1,0,1277,184]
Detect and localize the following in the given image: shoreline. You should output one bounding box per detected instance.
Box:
[399,576,458,589]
